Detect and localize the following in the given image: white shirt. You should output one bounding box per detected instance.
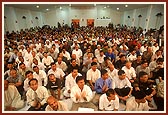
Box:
[99,94,119,111]
[56,61,67,72]
[24,51,32,61]
[63,51,71,60]
[4,85,24,110]
[48,68,65,79]
[126,96,149,111]
[72,49,83,59]
[127,54,137,62]
[86,69,101,83]
[122,66,136,80]
[152,46,159,54]
[70,85,93,103]
[33,70,47,86]
[95,49,101,57]
[26,86,49,106]
[42,56,54,66]
[63,73,82,97]
[106,68,118,80]
[32,62,45,71]
[140,46,147,53]
[114,77,132,89]
[96,55,105,64]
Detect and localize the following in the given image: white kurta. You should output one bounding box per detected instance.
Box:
[126,97,149,111]
[4,85,24,110]
[70,85,93,103]
[86,69,101,83]
[48,68,65,79]
[99,94,119,111]
[63,73,82,97]
[26,86,49,106]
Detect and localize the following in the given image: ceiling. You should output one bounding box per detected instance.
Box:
[4,3,163,12]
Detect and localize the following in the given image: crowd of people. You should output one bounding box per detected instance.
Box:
[3,24,164,111]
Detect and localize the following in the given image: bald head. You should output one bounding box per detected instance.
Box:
[47,96,58,111]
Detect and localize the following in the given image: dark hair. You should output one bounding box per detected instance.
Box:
[28,78,38,85]
[75,75,85,83]
[101,69,108,76]
[134,90,146,99]
[118,70,125,76]
[139,71,148,78]
[156,58,164,62]
[51,62,56,66]
[106,89,115,97]
[119,54,126,58]
[25,70,33,76]
[104,57,110,61]
[141,60,148,64]
[71,58,76,63]
[91,62,97,66]
[71,67,79,72]
[33,65,39,69]
[19,62,25,66]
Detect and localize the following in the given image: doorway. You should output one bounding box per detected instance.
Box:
[87,19,94,27]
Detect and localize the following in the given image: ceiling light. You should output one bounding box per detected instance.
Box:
[36,5,39,8]
[104,6,107,9]
[117,8,119,10]
[125,5,128,7]
[60,7,62,10]
[46,9,49,11]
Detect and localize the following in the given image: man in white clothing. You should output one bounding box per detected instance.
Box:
[56,57,67,72]
[33,66,47,86]
[126,90,149,111]
[106,64,118,80]
[4,80,25,111]
[99,89,119,111]
[63,67,82,98]
[70,76,98,111]
[86,62,101,91]
[26,78,49,111]
[45,95,68,111]
[114,70,132,103]
[48,63,65,87]
[122,61,136,83]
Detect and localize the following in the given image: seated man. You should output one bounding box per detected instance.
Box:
[93,69,113,106]
[26,78,49,111]
[70,76,97,111]
[46,74,61,100]
[63,67,82,98]
[114,70,132,103]
[4,80,25,111]
[99,89,119,111]
[132,71,156,108]
[45,96,68,111]
[126,90,149,111]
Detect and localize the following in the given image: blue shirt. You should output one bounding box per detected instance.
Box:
[95,77,112,94]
